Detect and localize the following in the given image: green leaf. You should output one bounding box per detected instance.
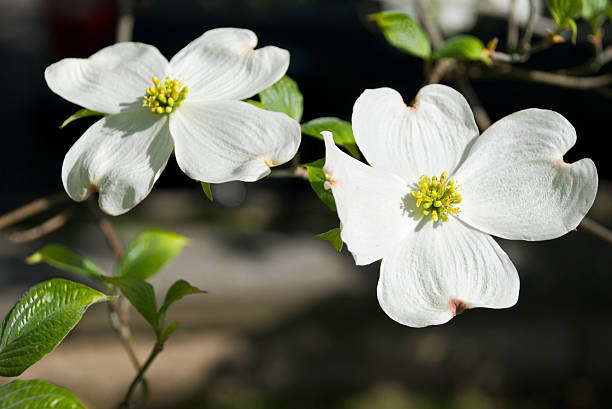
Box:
[432,35,490,63]
[160,321,179,341]
[115,229,189,280]
[26,244,105,281]
[201,182,213,201]
[316,227,343,252]
[60,108,104,128]
[244,99,267,109]
[157,280,205,334]
[0,380,87,408]
[301,117,360,159]
[0,279,108,376]
[259,76,303,122]
[105,277,158,330]
[369,11,431,59]
[159,280,207,316]
[547,0,583,42]
[582,0,607,31]
[303,159,336,212]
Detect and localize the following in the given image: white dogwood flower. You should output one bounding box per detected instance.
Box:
[322,84,598,327]
[45,28,301,215]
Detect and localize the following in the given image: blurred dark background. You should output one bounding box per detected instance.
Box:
[1,1,611,408]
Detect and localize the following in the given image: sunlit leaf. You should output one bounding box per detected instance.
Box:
[243,99,267,109]
[301,117,360,159]
[582,0,608,31]
[259,76,303,121]
[369,11,431,59]
[0,279,108,376]
[26,244,105,281]
[0,380,87,409]
[547,0,583,42]
[432,35,490,63]
[115,229,189,280]
[60,108,104,128]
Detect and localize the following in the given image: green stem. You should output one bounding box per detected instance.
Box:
[119,341,164,409]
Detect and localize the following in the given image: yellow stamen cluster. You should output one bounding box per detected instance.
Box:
[411,172,462,222]
[142,76,188,115]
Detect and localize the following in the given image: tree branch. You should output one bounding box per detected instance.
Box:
[0,193,68,229]
[579,217,612,246]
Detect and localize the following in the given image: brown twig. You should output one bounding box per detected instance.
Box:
[478,64,612,89]
[579,217,612,246]
[415,0,443,49]
[0,193,68,229]
[453,77,492,130]
[519,0,537,52]
[5,209,73,243]
[506,0,519,52]
[86,197,142,373]
[427,59,456,85]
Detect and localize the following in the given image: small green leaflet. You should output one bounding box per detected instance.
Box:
[60,108,104,128]
[0,279,109,376]
[316,227,343,252]
[547,0,583,43]
[244,99,267,109]
[106,277,205,340]
[301,117,360,159]
[303,158,336,211]
[369,11,431,60]
[581,0,608,31]
[105,277,158,330]
[114,229,189,280]
[159,280,207,316]
[259,76,304,122]
[0,380,87,409]
[201,182,213,201]
[432,35,490,64]
[157,280,206,334]
[26,244,105,281]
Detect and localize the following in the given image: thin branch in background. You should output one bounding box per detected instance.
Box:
[116,0,135,43]
[519,0,537,52]
[415,0,443,48]
[494,65,612,89]
[5,209,74,243]
[453,77,492,130]
[506,0,519,52]
[0,193,68,229]
[86,196,144,376]
[579,217,612,246]
[426,58,456,85]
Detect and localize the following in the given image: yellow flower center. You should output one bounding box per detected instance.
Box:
[142,76,188,115]
[411,171,462,222]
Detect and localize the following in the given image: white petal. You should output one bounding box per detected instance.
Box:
[352,84,479,183]
[45,42,169,114]
[322,131,414,265]
[378,218,519,328]
[62,111,173,215]
[170,100,300,183]
[454,109,598,241]
[169,27,289,101]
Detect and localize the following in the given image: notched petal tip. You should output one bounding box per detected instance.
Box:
[447,298,469,317]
